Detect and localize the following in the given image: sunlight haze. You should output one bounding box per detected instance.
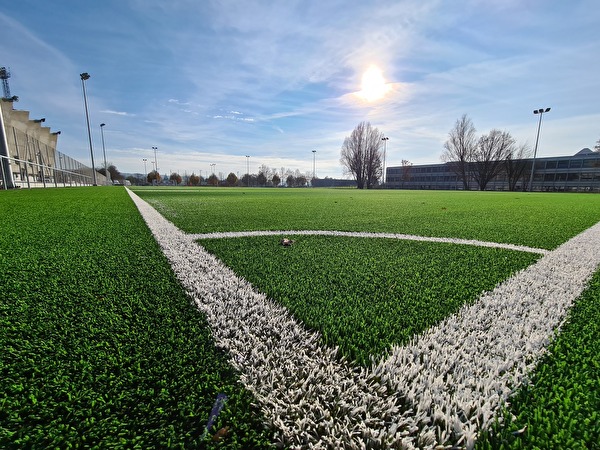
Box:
[0,0,598,178]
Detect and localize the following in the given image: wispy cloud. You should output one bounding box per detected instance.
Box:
[100,110,135,117]
[1,0,598,177]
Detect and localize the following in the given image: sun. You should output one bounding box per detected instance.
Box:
[359,65,390,102]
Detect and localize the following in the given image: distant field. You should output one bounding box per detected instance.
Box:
[132,186,600,249]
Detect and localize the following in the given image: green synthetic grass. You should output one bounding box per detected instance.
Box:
[198,235,539,366]
[476,270,600,450]
[0,187,272,449]
[3,186,600,449]
[131,187,600,250]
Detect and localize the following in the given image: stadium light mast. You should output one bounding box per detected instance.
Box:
[100,123,110,185]
[381,136,389,186]
[152,146,158,173]
[528,107,551,192]
[80,72,97,185]
[312,150,316,185]
[245,155,250,187]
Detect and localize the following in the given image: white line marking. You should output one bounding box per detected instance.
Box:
[127,189,600,449]
[190,230,549,255]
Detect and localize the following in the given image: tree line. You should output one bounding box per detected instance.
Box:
[338,116,536,191]
[441,114,531,191]
[141,166,312,187]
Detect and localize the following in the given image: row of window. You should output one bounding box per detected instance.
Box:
[388,158,599,176]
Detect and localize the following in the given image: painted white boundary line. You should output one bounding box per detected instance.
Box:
[190,230,549,255]
[127,189,600,449]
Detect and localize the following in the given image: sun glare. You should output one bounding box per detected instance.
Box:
[359,65,390,102]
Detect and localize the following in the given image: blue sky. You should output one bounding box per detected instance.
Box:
[1,0,598,179]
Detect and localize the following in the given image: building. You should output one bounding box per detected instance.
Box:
[0,99,105,188]
[386,149,600,192]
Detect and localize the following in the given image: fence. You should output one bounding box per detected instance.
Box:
[0,151,107,189]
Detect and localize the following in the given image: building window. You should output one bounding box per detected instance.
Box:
[570,159,583,168]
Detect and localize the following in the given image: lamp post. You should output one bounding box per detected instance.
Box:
[152,146,158,173]
[142,158,147,183]
[100,123,110,185]
[245,155,250,187]
[528,107,551,192]
[312,150,316,185]
[381,136,389,186]
[80,72,97,185]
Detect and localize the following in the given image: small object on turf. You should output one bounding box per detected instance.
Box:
[212,426,230,442]
[280,238,295,246]
[512,424,528,436]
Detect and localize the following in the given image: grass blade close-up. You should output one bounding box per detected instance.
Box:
[0,187,272,449]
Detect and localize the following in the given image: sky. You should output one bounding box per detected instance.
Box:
[1,0,598,179]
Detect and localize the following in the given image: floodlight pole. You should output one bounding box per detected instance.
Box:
[100,123,110,185]
[152,146,158,174]
[80,72,97,185]
[528,107,551,192]
[381,136,389,186]
[312,150,316,185]
[245,155,250,187]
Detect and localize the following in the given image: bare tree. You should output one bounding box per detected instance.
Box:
[504,143,531,191]
[401,159,412,188]
[471,129,515,190]
[340,121,383,189]
[272,173,281,187]
[441,114,477,190]
[257,172,267,186]
[594,138,600,152]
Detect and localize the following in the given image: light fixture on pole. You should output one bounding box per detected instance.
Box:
[312,150,316,185]
[528,107,551,192]
[80,72,97,185]
[100,123,110,185]
[142,158,147,182]
[245,155,250,187]
[152,146,158,174]
[381,136,389,186]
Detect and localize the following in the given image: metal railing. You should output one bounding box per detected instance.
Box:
[0,152,107,189]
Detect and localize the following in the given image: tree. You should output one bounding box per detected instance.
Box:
[504,143,531,191]
[286,174,296,187]
[441,114,477,190]
[296,175,307,187]
[471,129,515,190]
[340,121,384,189]
[272,173,281,187]
[108,165,123,182]
[126,175,140,185]
[207,174,219,186]
[257,172,267,186]
[147,170,161,185]
[401,159,413,188]
[189,173,201,186]
[594,138,600,152]
[226,172,238,186]
[169,172,182,185]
